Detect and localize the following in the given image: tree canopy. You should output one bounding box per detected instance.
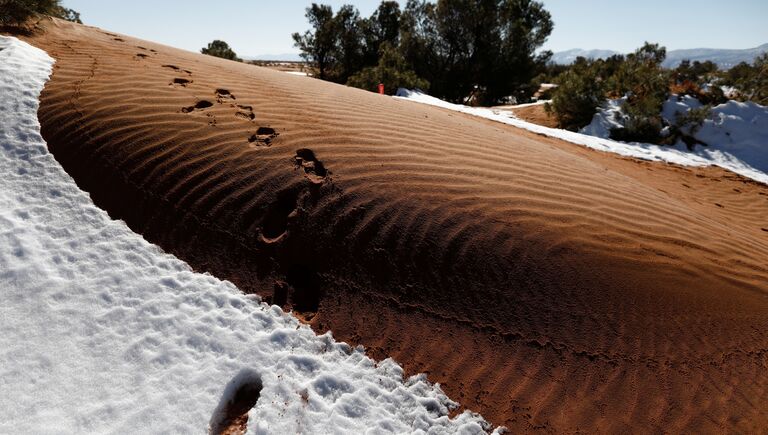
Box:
[201,40,241,62]
[1,0,82,26]
[293,0,553,104]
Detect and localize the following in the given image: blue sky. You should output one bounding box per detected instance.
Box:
[63,0,768,56]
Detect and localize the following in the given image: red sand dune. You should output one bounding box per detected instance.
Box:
[12,18,768,433]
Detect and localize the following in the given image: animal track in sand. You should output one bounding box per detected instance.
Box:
[135,53,149,59]
[294,148,328,184]
[181,100,214,113]
[248,127,278,147]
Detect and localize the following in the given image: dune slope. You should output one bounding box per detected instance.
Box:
[16,18,768,432]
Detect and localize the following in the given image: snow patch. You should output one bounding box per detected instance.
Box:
[0,36,498,434]
[396,88,768,184]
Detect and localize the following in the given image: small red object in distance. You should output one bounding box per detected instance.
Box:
[378,83,384,95]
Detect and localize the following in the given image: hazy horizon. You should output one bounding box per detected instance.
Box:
[62,0,768,56]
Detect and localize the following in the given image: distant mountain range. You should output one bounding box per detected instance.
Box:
[551,44,768,69]
[244,45,768,67]
[549,49,620,65]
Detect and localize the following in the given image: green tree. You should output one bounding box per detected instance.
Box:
[608,42,670,143]
[361,1,402,66]
[423,0,553,104]
[491,0,553,104]
[293,0,552,104]
[292,4,336,80]
[347,42,429,94]
[722,53,768,105]
[547,59,606,130]
[201,40,240,62]
[399,0,441,88]
[332,4,365,83]
[1,0,80,26]
[292,3,366,83]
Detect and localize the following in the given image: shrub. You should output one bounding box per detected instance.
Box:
[0,0,58,26]
[729,52,768,106]
[347,42,428,94]
[607,43,670,143]
[663,104,711,150]
[610,97,666,143]
[201,40,241,62]
[721,53,767,105]
[547,61,606,131]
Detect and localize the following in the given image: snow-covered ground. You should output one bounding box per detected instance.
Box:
[583,95,768,180]
[396,89,768,185]
[493,99,550,110]
[0,36,497,434]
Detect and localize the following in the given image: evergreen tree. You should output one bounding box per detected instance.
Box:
[722,53,768,105]
[399,0,441,88]
[608,42,670,143]
[547,59,606,130]
[293,0,553,103]
[201,40,241,62]
[1,0,80,26]
[361,1,402,66]
[347,42,429,94]
[332,5,365,83]
[292,4,336,80]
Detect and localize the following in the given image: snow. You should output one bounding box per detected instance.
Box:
[395,88,768,185]
[0,35,498,434]
[494,99,550,110]
[578,97,626,138]
[584,95,768,182]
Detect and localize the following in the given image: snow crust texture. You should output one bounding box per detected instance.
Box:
[0,36,494,435]
[396,89,768,185]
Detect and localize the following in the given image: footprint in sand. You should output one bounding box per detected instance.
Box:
[135,53,149,60]
[214,90,255,121]
[248,127,278,147]
[181,100,214,113]
[294,148,328,184]
[261,188,299,243]
[215,88,236,102]
[162,64,192,75]
[170,77,192,87]
[235,105,255,121]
